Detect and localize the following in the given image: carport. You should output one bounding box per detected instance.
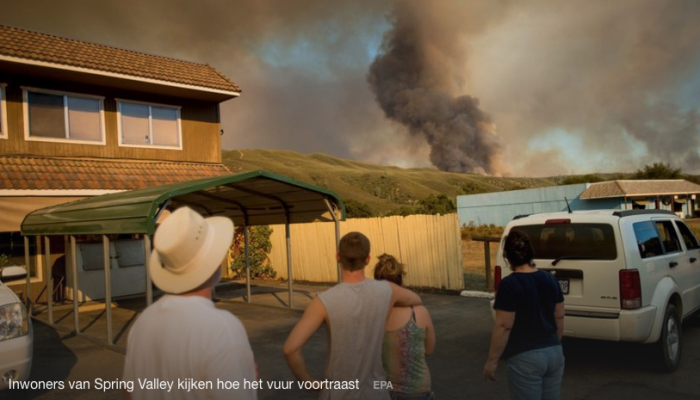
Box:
[20,170,345,350]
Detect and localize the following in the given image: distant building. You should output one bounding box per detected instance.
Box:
[457,180,700,227]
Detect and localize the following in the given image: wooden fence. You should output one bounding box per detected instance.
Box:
[267,214,464,291]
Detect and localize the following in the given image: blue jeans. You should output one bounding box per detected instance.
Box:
[506,345,565,400]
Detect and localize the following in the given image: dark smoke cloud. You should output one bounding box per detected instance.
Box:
[368,1,504,174]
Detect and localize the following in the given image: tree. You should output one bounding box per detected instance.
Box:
[561,174,604,185]
[344,199,375,218]
[385,206,415,217]
[633,163,682,180]
[227,225,276,279]
[414,194,456,215]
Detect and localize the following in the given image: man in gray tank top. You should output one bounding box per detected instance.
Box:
[284,232,422,400]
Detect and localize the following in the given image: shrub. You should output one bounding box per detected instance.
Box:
[345,199,375,218]
[226,225,277,279]
[414,194,456,215]
[461,223,504,241]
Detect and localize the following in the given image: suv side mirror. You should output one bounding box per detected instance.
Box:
[1,266,28,282]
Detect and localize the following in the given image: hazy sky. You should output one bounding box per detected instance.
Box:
[3,0,700,176]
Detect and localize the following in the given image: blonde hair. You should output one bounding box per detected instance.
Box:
[373,254,406,286]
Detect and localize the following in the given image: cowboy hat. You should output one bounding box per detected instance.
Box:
[149,206,234,294]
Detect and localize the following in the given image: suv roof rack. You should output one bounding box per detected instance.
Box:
[612,209,676,218]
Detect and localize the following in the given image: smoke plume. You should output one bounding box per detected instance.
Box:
[368,1,504,174]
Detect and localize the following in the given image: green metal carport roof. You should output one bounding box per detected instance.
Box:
[21,170,346,235]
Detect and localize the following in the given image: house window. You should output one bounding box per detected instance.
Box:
[117,100,181,149]
[0,84,7,139]
[23,88,105,144]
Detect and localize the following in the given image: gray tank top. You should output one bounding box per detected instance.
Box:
[318,279,393,400]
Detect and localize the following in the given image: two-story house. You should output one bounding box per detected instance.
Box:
[0,25,240,300]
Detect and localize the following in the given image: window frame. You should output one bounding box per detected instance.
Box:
[22,87,106,145]
[0,83,7,139]
[116,98,183,150]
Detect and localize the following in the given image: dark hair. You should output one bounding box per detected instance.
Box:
[503,230,535,269]
[339,232,371,271]
[373,254,406,286]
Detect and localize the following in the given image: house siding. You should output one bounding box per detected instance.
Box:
[0,76,221,163]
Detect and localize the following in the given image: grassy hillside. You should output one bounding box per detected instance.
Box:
[222,149,557,215]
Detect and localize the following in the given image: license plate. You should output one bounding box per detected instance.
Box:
[558,279,570,295]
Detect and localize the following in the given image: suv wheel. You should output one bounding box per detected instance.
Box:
[657,303,682,372]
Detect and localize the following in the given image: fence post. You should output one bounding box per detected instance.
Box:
[472,235,500,291]
[484,240,491,290]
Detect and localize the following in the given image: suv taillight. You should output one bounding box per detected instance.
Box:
[619,269,642,310]
[494,265,502,292]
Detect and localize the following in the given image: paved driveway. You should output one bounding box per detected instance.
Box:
[6,283,700,399]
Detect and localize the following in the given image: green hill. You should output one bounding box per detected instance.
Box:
[222,149,558,215]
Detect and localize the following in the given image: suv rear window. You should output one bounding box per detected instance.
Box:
[514,223,617,260]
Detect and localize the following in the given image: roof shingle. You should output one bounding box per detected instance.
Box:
[0,25,241,93]
[0,156,236,191]
[580,180,700,199]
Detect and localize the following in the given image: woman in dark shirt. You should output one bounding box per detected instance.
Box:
[483,230,565,400]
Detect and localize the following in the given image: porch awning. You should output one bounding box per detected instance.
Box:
[21,170,345,236]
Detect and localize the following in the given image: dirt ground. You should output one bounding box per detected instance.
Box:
[461,239,498,291]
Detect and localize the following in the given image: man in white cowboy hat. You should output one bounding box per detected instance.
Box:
[123,206,257,400]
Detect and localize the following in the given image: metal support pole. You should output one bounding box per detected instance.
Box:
[286,222,293,309]
[44,236,53,324]
[484,241,492,290]
[103,235,113,344]
[70,236,80,333]
[144,235,153,306]
[245,224,251,303]
[24,236,31,312]
[323,198,342,283]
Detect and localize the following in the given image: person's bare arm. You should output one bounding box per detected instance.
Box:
[389,282,422,307]
[483,310,515,382]
[283,297,327,393]
[554,302,565,340]
[417,306,436,356]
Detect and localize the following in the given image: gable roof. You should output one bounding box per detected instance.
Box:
[580,180,700,199]
[0,24,241,95]
[0,155,233,192]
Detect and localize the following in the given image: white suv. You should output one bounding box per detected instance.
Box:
[494,209,700,372]
[0,266,33,389]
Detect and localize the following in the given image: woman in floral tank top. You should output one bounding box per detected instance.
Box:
[374,254,436,400]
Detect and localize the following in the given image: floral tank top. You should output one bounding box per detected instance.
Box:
[381,307,431,394]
